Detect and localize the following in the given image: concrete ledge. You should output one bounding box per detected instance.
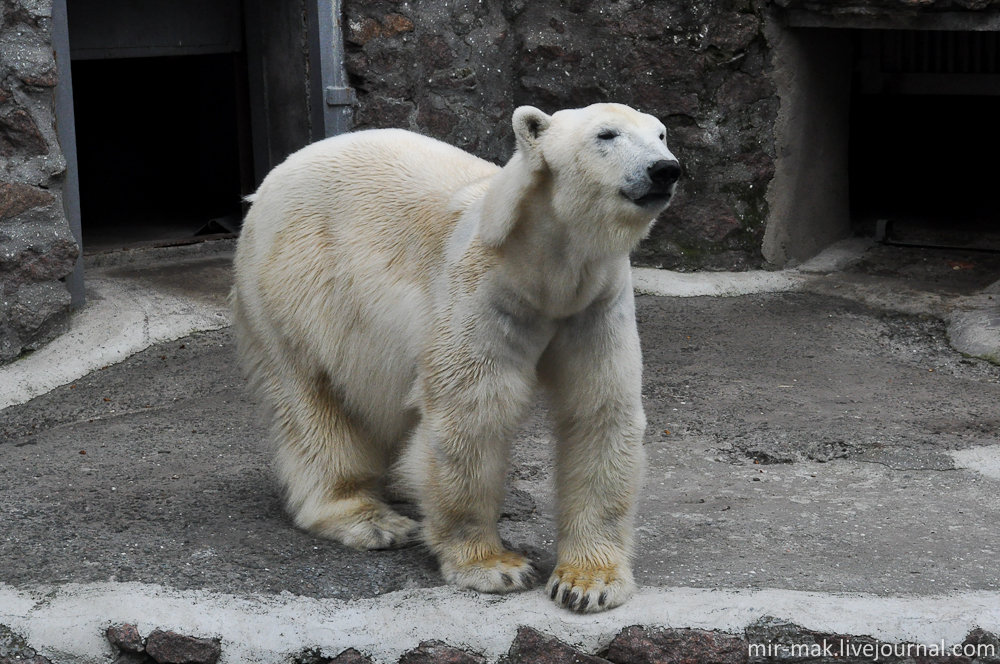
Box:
[632,238,873,298]
[795,237,874,274]
[3,582,1000,663]
[632,268,804,298]
[947,306,1000,364]
[0,275,230,410]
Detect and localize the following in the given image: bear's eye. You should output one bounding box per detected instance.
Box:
[659,132,666,141]
[597,129,618,140]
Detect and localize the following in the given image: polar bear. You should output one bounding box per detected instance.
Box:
[231,103,679,612]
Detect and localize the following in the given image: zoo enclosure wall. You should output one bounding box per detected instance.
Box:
[4,0,1000,366]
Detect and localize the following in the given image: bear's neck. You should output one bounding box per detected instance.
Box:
[474,155,637,318]
[478,154,646,258]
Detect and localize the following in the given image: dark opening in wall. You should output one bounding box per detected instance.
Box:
[849,30,1000,247]
[72,53,249,252]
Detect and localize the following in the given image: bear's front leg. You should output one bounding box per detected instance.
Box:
[402,316,545,593]
[539,284,646,612]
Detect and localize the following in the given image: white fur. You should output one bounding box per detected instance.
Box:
[231,103,678,612]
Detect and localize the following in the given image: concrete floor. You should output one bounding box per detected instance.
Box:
[1,240,999,662]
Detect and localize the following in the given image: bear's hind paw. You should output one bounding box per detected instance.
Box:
[310,506,420,550]
[546,562,635,613]
[442,550,538,594]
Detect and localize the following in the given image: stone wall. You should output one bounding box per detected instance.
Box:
[344,0,778,271]
[8,619,1000,663]
[776,0,999,11]
[0,0,77,364]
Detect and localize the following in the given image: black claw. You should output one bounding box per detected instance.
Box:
[598,591,607,606]
[568,591,581,610]
[578,595,590,612]
[501,573,514,587]
[559,587,570,606]
[550,583,560,600]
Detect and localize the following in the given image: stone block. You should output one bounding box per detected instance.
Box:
[330,648,374,663]
[606,625,747,664]
[963,628,1000,664]
[0,221,78,289]
[0,182,54,220]
[381,14,414,37]
[347,17,381,45]
[416,103,459,138]
[0,108,49,158]
[353,95,414,129]
[708,13,761,52]
[715,73,774,112]
[107,624,145,653]
[506,627,610,664]
[144,630,220,664]
[399,640,486,664]
[417,34,454,71]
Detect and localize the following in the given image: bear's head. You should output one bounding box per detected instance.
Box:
[512,103,680,249]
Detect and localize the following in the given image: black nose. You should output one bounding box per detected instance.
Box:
[648,160,681,187]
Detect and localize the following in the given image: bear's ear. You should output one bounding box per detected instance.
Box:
[512,106,551,168]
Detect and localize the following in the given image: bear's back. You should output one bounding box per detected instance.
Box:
[242,129,498,287]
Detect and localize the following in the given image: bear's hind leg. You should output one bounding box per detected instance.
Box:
[271,372,419,550]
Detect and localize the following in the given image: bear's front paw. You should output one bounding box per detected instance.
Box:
[441,550,538,594]
[546,562,635,613]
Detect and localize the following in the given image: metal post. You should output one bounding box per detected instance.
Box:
[51,0,85,309]
[242,0,271,186]
[307,0,354,140]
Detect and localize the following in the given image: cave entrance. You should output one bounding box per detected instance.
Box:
[849,29,1000,251]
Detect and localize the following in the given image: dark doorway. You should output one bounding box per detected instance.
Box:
[71,53,249,252]
[849,30,1000,248]
[850,93,1000,226]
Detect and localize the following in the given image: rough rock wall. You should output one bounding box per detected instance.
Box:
[0,0,77,363]
[777,0,1000,11]
[344,0,777,271]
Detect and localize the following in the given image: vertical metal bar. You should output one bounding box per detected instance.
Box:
[307,0,352,139]
[959,31,969,74]
[944,31,952,74]
[935,31,943,74]
[880,30,891,73]
[51,0,84,309]
[989,32,997,73]
[920,31,929,73]
[971,32,979,74]
[233,51,256,197]
[893,30,903,72]
[902,31,912,72]
[242,0,271,185]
